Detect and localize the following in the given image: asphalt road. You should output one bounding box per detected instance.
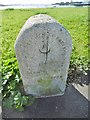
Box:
[2,85,89,119]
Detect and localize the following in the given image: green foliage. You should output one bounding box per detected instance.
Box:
[1,7,89,110]
[2,58,35,111]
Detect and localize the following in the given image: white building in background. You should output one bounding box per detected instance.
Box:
[71,0,90,2]
[71,0,89,2]
[84,0,90,2]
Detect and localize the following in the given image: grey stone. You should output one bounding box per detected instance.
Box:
[14,14,72,97]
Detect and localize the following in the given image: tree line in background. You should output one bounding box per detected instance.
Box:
[53,1,90,6]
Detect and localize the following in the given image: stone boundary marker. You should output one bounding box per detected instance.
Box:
[15,14,72,98]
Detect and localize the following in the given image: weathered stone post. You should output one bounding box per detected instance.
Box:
[14,14,72,97]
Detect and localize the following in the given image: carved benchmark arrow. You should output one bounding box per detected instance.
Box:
[39,41,50,64]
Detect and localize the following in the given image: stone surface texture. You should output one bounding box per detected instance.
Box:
[14,14,72,97]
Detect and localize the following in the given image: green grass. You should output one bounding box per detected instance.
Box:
[2,8,88,60]
[1,7,89,110]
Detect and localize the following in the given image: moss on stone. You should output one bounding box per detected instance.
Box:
[37,76,52,88]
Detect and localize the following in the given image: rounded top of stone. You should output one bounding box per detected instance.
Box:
[28,14,57,24]
[17,14,61,38]
[21,14,58,31]
[15,14,72,48]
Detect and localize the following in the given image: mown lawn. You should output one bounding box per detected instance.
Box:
[1,7,89,110]
[2,7,88,59]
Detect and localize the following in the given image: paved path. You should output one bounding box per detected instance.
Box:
[72,83,89,101]
[2,85,89,119]
[72,71,89,101]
